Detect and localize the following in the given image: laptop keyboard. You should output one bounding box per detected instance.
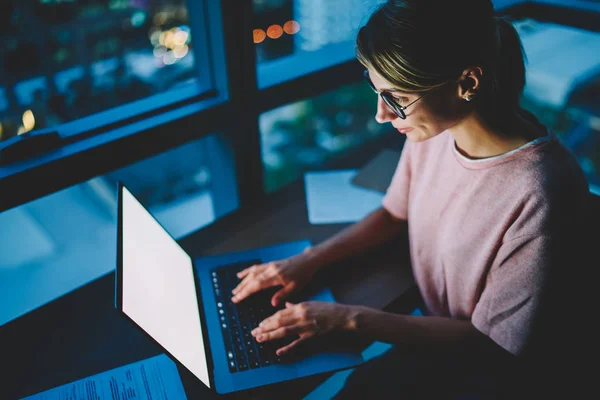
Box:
[211,260,291,373]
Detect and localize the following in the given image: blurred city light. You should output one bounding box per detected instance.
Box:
[131,11,146,28]
[22,110,35,132]
[173,45,189,59]
[283,20,300,35]
[153,12,167,26]
[150,30,161,46]
[266,24,284,39]
[163,51,177,65]
[173,29,189,46]
[153,45,167,58]
[253,29,267,44]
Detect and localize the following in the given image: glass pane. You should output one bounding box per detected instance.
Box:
[261,80,394,192]
[514,18,600,192]
[0,133,238,326]
[252,0,386,63]
[0,0,200,142]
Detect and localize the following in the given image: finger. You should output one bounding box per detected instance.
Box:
[271,284,296,307]
[231,273,254,295]
[276,335,311,356]
[232,266,263,294]
[232,274,276,303]
[237,264,260,279]
[254,324,304,343]
[232,267,268,295]
[255,309,295,332]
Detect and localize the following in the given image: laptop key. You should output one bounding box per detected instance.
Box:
[228,360,237,373]
[249,357,260,369]
[234,345,245,357]
[260,358,272,367]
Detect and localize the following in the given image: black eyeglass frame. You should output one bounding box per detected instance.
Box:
[363,70,453,119]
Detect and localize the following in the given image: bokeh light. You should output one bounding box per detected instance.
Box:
[131,11,146,28]
[163,51,177,65]
[22,110,35,132]
[149,30,161,46]
[253,29,266,44]
[173,29,189,46]
[283,20,300,35]
[266,25,283,39]
[173,45,189,59]
[153,12,167,26]
[153,45,167,58]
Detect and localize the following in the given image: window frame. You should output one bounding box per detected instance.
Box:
[3,0,599,215]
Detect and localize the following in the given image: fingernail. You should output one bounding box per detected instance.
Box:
[257,335,264,341]
[251,329,257,335]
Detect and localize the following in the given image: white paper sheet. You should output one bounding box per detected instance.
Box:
[21,354,188,400]
[304,170,384,225]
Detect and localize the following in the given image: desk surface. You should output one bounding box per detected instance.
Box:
[1,134,418,400]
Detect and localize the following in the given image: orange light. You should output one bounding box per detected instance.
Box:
[253,29,266,44]
[266,24,283,39]
[283,20,300,35]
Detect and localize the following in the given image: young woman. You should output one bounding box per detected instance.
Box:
[232,0,590,397]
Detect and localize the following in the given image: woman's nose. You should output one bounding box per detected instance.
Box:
[375,96,397,124]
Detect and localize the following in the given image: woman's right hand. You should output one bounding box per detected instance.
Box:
[231,248,319,307]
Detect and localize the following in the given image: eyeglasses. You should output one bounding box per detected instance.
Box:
[364,70,446,120]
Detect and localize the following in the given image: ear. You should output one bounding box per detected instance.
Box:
[457,66,483,101]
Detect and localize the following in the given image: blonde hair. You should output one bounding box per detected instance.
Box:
[356,0,527,129]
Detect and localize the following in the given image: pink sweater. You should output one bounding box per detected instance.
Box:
[382,129,588,355]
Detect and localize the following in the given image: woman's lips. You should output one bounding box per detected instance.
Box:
[396,127,413,134]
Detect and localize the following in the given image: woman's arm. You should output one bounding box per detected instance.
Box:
[304,206,408,272]
[253,302,514,364]
[231,206,407,305]
[348,306,514,359]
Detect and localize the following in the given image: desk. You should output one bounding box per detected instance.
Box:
[1,135,418,400]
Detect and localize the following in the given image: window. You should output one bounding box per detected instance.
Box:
[0,0,207,141]
[0,133,237,327]
[261,80,395,192]
[514,17,600,192]
[253,0,386,88]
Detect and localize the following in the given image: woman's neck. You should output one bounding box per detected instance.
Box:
[450,110,546,160]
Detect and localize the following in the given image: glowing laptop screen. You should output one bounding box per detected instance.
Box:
[120,185,210,388]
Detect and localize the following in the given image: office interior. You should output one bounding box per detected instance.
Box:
[1,0,599,399]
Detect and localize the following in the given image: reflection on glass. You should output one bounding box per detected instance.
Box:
[252,0,386,63]
[0,133,237,326]
[515,18,600,189]
[0,0,196,142]
[261,80,394,192]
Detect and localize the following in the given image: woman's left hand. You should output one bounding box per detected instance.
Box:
[251,301,356,356]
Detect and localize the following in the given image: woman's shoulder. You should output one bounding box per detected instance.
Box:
[525,132,587,195]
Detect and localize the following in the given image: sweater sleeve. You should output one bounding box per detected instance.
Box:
[471,233,553,355]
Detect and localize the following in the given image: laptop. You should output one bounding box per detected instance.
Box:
[114,182,363,394]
